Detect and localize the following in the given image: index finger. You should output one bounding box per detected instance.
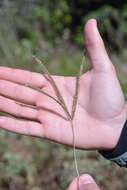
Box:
[0,67,47,88]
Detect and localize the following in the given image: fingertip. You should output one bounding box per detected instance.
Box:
[67,174,96,190]
[84,18,97,35]
[79,174,95,184]
[79,174,100,190]
[85,18,97,26]
[83,19,112,72]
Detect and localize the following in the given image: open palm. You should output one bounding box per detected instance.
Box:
[0,19,126,150]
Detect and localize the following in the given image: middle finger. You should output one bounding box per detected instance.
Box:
[0,79,40,105]
[0,95,38,120]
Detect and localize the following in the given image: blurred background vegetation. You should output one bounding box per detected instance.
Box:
[0,0,127,189]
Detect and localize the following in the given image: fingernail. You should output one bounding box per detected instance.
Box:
[79,175,95,190]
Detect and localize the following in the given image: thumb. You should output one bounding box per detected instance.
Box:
[84,18,113,72]
[67,174,100,190]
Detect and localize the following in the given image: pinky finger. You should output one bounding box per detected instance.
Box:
[0,116,44,137]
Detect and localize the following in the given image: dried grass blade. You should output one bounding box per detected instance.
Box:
[71,56,84,119]
[0,112,16,119]
[33,55,71,119]
[25,85,71,120]
[71,76,79,119]
[0,111,36,122]
[26,85,62,107]
[15,102,37,109]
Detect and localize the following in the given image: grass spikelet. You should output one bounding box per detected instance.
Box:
[32,55,85,190]
[71,56,84,119]
[32,55,71,120]
[1,54,85,190]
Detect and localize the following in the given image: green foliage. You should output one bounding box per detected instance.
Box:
[82,5,127,50]
[29,0,71,44]
[1,1,127,51]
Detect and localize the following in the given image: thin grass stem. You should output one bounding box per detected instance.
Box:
[70,120,80,190]
[0,54,86,187]
[25,85,71,120]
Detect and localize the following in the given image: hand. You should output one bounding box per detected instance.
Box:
[0,19,126,150]
[67,174,100,190]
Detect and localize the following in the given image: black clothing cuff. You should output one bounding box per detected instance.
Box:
[99,120,127,159]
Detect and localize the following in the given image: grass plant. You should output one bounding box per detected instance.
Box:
[0,54,85,189]
[30,55,84,189]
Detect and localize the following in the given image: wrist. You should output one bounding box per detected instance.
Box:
[99,105,127,151]
[99,108,127,168]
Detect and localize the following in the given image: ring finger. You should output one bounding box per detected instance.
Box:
[0,79,40,105]
[0,95,38,120]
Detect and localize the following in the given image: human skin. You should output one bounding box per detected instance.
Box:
[0,19,126,150]
[67,174,100,190]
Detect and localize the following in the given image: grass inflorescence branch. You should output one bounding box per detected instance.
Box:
[0,54,85,190]
[32,55,84,189]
